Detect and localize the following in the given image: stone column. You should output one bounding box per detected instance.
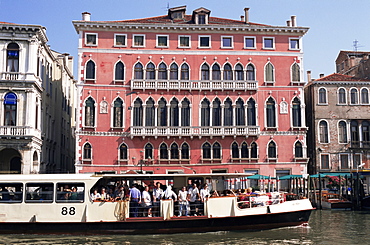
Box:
[142,105,147,127]
[27,38,38,74]
[232,104,236,126]
[25,90,34,127]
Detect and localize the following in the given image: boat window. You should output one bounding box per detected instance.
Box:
[25,183,53,203]
[56,183,85,203]
[0,183,23,203]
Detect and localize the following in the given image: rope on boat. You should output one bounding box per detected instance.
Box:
[114,200,128,221]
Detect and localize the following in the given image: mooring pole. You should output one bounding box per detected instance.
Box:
[318,174,322,209]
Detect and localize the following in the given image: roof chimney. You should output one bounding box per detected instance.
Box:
[307,70,312,82]
[240,15,245,22]
[244,8,250,24]
[82,12,91,21]
[286,20,291,27]
[291,15,296,27]
[319,73,324,78]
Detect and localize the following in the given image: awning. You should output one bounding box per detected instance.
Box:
[310,173,351,178]
[278,175,303,180]
[247,174,275,180]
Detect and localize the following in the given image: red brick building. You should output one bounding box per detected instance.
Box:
[73,6,309,178]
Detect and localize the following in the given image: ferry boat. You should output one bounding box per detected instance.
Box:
[0,173,313,235]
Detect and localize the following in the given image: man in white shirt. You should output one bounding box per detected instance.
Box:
[200,184,210,215]
[178,186,189,216]
[187,183,200,216]
[90,189,101,201]
[152,182,163,217]
[142,186,152,217]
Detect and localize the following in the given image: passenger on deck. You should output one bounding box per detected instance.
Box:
[199,184,210,215]
[238,189,249,208]
[188,183,200,216]
[178,186,189,217]
[69,187,78,200]
[63,185,72,192]
[107,188,115,201]
[90,189,101,201]
[142,186,153,217]
[115,186,126,201]
[129,184,141,217]
[200,184,210,201]
[1,187,10,201]
[61,185,72,200]
[152,182,163,217]
[222,189,233,196]
[211,190,219,197]
[163,185,177,201]
[100,188,108,201]
[246,188,258,195]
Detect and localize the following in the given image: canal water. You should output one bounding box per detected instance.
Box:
[1,210,370,244]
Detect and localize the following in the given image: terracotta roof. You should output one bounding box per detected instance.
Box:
[0,21,14,24]
[315,73,370,82]
[339,50,370,55]
[95,14,270,26]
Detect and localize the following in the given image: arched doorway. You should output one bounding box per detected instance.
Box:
[10,157,21,173]
[0,148,22,174]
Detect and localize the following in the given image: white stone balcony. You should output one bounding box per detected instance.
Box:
[0,126,41,139]
[130,126,260,137]
[0,72,41,82]
[131,79,258,91]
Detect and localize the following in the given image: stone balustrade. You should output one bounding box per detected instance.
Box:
[0,72,41,82]
[131,79,258,91]
[0,126,41,138]
[130,126,260,137]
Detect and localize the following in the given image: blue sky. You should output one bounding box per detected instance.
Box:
[1,0,370,79]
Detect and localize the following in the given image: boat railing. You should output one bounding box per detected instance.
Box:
[94,193,289,219]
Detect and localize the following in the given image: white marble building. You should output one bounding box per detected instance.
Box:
[0,22,76,173]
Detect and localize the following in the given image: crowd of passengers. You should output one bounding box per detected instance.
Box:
[90,181,262,217]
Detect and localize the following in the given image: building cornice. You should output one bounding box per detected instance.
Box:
[73,21,309,36]
[77,47,304,57]
[313,81,370,86]
[0,23,48,44]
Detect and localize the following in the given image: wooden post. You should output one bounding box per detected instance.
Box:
[356,173,360,209]
[350,173,354,208]
[318,174,322,209]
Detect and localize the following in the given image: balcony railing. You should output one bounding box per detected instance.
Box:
[131,79,258,91]
[0,126,41,138]
[1,72,41,82]
[130,126,260,137]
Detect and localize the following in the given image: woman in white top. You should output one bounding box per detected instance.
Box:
[142,186,152,217]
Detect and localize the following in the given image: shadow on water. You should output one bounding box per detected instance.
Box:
[2,210,370,245]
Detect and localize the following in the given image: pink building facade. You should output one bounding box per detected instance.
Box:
[73,6,309,178]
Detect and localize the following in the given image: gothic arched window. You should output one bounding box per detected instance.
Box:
[133,98,143,126]
[113,98,124,127]
[85,97,95,127]
[115,61,124,81]
[134,63,143,79]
